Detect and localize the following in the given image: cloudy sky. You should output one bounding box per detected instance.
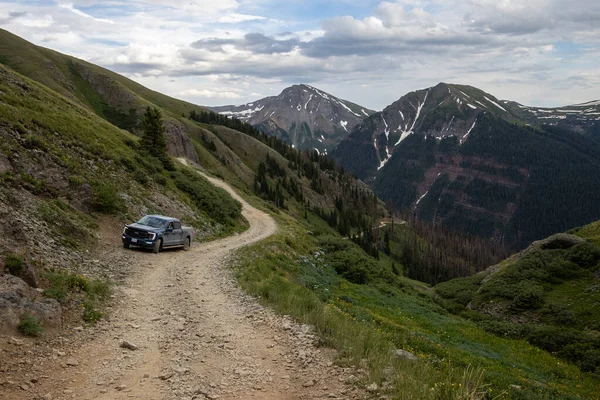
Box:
[0,0,598,110]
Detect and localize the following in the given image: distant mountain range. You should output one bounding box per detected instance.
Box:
[209,84,375,153]
[333,82,600,248]
[3,22,599,250]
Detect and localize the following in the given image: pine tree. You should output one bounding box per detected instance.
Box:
[141,107,173,170]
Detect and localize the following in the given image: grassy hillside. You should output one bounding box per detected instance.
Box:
[0,63,245,257]
[0,28,200,123]
[0,28,209,166]
[234,211,600,399]
[435,223,600,376]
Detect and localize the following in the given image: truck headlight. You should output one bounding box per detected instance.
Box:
[148,232,156,240]
[123,226,127,235]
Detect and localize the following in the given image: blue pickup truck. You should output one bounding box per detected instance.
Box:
[122,215,195,253]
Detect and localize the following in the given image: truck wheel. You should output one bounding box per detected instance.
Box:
[153,238,162,254]
[183,236,190,251]
[123,242,130,249]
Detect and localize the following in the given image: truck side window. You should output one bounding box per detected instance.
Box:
[167,222,174,230]
[174,222,182,230]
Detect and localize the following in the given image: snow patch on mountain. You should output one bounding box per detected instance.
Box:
[378,146,392,171]
[570,100,600,107]
[304,94,313,110]
[395,89,429,147]
[416,191,429,206]
[219,105,264,118]
[484,96,507,112]
[340,120,348,132]
[462,119,477,142]
[382,115,390,139]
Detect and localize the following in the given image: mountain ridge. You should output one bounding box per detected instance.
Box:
[209,84,375,153]
[334,82,600,248]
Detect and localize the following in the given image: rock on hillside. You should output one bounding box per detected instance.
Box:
[0,273,62,333]
[209,84,375,153]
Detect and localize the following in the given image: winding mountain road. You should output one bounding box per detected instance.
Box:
[1,170,364,400]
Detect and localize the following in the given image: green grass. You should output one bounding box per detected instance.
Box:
[0,62,246,238]
[234,212,600,399]
[571,220,600,246]
[42,269,111,324]
[17,314,43,337]
[435,234,600,374]
[4,253,25,276]
[38,199,97,249]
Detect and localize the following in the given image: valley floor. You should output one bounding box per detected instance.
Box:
[0,174,365,400]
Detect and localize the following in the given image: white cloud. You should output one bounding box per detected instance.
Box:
[178,89,242,99]
[1,0,599,109]
[57,2,115,24]
[218,13,266,23]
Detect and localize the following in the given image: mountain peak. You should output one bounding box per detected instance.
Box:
[209,85,375,152]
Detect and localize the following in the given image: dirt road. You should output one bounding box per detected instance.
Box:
[1,172,365,400]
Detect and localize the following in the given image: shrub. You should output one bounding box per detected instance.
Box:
[316,235,354,253]
[119,156,136,171]
[558,342,600,372]
[24,134,48,151]
[567,242,600,269]
[83,300,103,323]
[43,270,73,302]
[133,170,149,185]
[171,169,242,226]
[435,274,483,307]
[42,270,110,323]
[90,181,124,214]
[152,173,167,186]
[5,253,25,277]
[18,314,43,337]
[122,137,139,149]
[324,248,378,284]
[541,304,576,326]
[512,282,544,310]
[68,175,84,187]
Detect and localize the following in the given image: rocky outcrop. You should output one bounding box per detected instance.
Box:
[79,66,139,114]
[0,274,62,333]
[164,121,200,164]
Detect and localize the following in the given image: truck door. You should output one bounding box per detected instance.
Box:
[173,221,184,244]
[164,221,175,246]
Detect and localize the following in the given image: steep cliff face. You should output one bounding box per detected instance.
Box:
[164,121,200,164]
[209,84,375,153]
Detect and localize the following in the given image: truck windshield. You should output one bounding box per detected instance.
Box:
[137,216,167,228]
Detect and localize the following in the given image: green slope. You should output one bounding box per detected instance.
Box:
[436,222,600,375]
[235,212,600,399]
[0,62,245,251]
[0,28,199,118]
